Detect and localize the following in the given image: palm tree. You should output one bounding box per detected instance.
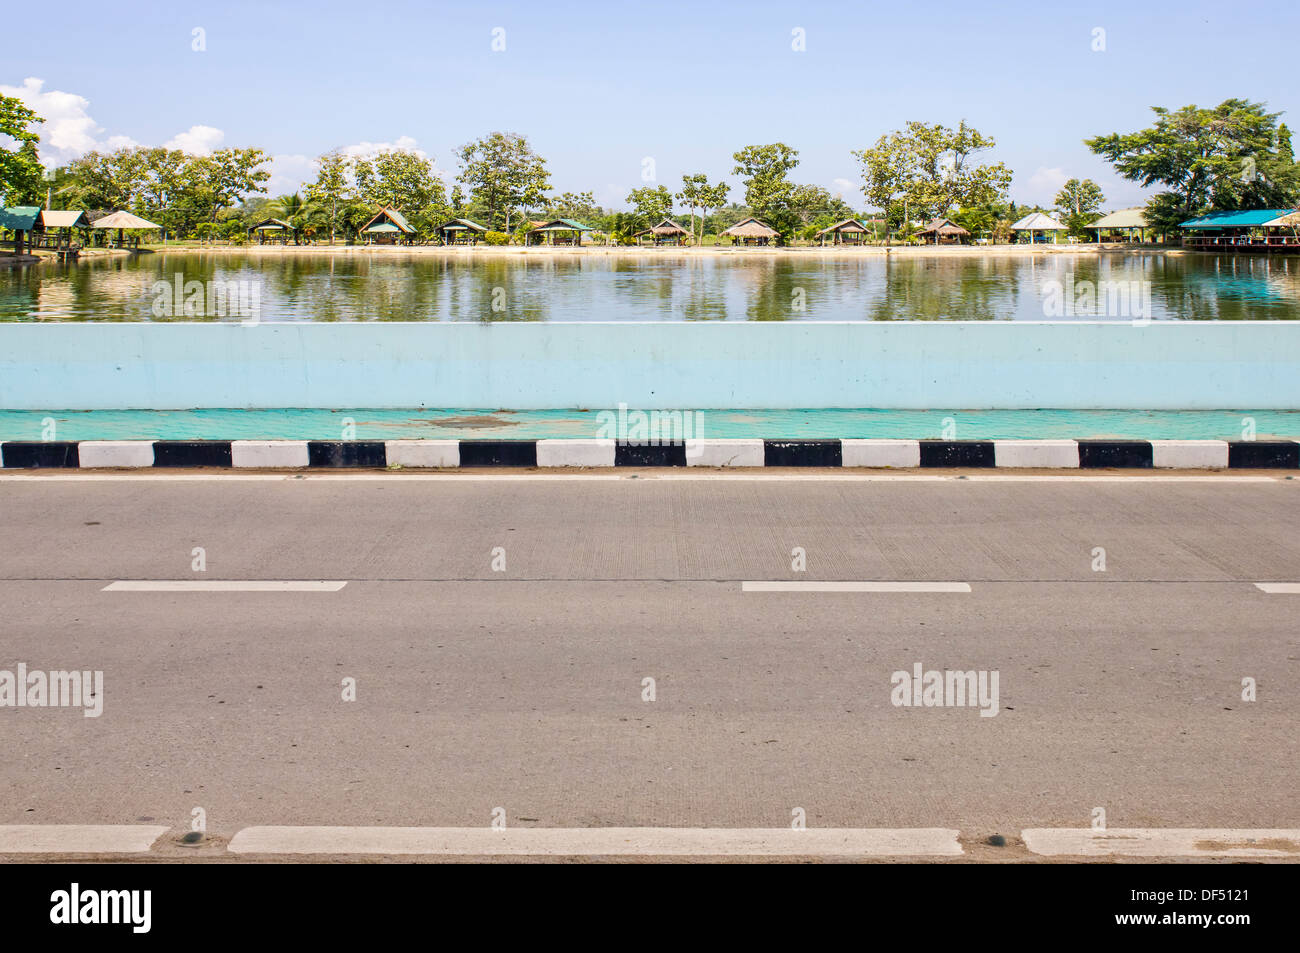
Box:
[267,193,315,244]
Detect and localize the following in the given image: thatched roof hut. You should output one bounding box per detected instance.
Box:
[816,218,872,245]
[634,218,690,245]
[916,217,971,244]
[719,217,778,246]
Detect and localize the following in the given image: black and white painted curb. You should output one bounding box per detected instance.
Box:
[2,438,1298,469]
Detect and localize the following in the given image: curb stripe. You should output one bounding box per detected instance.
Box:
[227,826,963,856]
[1022,828,1300,857]
[1078,440,1154,468]
[993,439,1079,468]
[307,441,387,468]
[232,440,310,468]
[0,441,80,468]
[764,439,842,467]
[1228,440,1299,469]
[0,825,168,853]
[919,441,996,468]
[614,442,687,466]
[152,441,234,468]
[459,440,538,467]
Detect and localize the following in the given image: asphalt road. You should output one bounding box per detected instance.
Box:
[2,472,1297,860]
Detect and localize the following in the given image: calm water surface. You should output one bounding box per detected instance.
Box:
[2,251,1298,322]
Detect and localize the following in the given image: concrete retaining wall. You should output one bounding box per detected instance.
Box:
[1,322,1297,410]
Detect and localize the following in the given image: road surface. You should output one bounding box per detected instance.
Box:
[1,471,1297,860]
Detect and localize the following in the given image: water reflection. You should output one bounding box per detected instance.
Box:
[1,251,1296,322]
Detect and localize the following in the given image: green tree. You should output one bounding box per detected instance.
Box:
[186,147,271,224]
[456,132,551,231]
[1086,99,1299,225]
[1054,178,1105,217]
[696,181,731,243]
[305,151,351,244]
[353,150,442,215]
[1054,178,1105,238]
[732,143,800,242]
[268,192,313,243]
[0,94,43,204]
[625,184,673,225]
[676,174,735,245]
[855,121,1011,241]
[546,190,599,220]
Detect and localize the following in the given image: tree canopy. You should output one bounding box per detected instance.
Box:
[1086,99,1300,234]
[0,94,45,204]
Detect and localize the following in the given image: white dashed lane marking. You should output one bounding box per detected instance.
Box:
[743,581,971,593]
[101,580,348,592]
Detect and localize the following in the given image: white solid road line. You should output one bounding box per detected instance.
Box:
[743,581,972,593]
[227,826,963,856]
[1023,828,1300,858]
[1254,582,1300,593]
[0,825,169,853]
[101,580,348,592]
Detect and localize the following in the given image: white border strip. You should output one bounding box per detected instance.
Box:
[743,581,971,592]
[228,826,963,856]
[1254,583,1300,593]
[1023,828,1300,857]
[102,580,347,592]
[0,825,168,853]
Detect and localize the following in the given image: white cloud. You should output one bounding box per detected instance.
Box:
[0,76,229,167]
[0,77,103,165]
[164,124,224,156]
[339,135,426,160]
[266,153,314,195]
[1023,166,1070,205]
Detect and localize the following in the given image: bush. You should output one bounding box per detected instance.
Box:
[483,231,508,246]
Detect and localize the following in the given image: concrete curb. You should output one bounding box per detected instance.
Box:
[3,438,1297,470]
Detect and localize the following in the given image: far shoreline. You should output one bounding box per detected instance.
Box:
[116,242,1186,260]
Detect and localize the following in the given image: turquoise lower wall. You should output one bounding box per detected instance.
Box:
[1,322,1297,410]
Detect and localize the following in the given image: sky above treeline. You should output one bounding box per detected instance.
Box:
[4,0,1297,212]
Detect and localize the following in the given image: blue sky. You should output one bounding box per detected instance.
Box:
[5,0,1297,211]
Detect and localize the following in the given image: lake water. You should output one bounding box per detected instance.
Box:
[2,250,1298,322]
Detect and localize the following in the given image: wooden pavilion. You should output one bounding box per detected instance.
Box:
[1010,211,1067,244]
[249,217,297,244]
[359,207,415,245]
[1087,208,1151,244]
[90,210,162,249]
[437,218,488,245]
[0,206,41,255]
[526,218,593,246]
